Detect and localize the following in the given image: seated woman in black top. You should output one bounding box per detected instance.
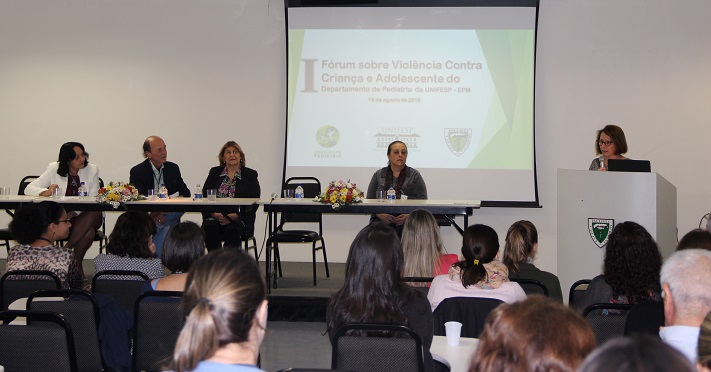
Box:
[327,222,435,372]
[201,141,261,251]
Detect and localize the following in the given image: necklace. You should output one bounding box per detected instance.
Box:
[69,175,78,188]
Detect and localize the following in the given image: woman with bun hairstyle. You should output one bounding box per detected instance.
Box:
[170,249,267,372]
[427,224,526,312]
[502,220,563,302]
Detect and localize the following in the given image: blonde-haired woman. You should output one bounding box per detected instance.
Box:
[401,209,458,283]
[502,220,563,302]
[170,249,267,372]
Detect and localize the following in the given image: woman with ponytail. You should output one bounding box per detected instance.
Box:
[502,220,563,302]
[427,224,526,312]
[170,249,267,372]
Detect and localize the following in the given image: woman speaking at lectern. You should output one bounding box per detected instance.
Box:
[589,125,628,171]
[366,140,427,231]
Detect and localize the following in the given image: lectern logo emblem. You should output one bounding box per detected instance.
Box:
[588,218,614,248]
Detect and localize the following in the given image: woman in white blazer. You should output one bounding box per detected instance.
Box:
[25,142,103,277]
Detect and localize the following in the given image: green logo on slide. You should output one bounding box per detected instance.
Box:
[588,218,614,248]
[444,128,472,157]
[316,126,340,148]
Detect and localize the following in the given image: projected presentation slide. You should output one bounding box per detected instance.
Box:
[285,5,538,203]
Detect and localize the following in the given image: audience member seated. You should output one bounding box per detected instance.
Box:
[576,221,662,312]
[502,220,563,302]
[697,310,711,372]
[469,295,596,372]
[578,335,695,372]
[677,228,711,251]
[169,249,267,372]
[659,249,711,363]
[7,201,88,290]
[201,141,261,252]
[327,223,435,372]
[24,141,103,275]
[143,221,205,292]
[427,224,526,312]
[401,209,458,283]
[94,210,165,280]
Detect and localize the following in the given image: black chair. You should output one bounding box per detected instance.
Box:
[583,303,633,345]
[269,177,329,286]
[92,270,150,315]
[1,270,62,310]
[401,277,434,296]
[510,278,549,296]
[0,310,79,372]
[432,297,504,338]
[332,323,425,372]
[28,289,106,372]
[0,175,40,251]
[569,279,592,312]
[132,290,185,372]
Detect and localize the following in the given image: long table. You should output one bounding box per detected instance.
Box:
[259,198,481,292]
[0,196,261,249]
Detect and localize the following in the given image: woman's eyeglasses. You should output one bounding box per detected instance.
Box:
[598,140,614,147]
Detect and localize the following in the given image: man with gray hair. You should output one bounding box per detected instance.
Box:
[660,248,711,362]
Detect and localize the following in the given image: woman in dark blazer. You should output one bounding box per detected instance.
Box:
[201,141,260,251]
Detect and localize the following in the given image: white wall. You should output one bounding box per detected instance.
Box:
[2,0,711,283]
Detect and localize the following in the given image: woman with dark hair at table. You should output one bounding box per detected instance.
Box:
[327,223,435,372]
[7,201,87,290]
[677,228,711,251]
[143,221,205,292]
[366,140,427,233]
[201,141,260,252]
[589,125,628,171]
[576,221,662,312]
[94,210,165,279]
[428,224,526,312]
[24,141,103,276]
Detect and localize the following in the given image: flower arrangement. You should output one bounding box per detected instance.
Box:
[315,180,364,210]
[96,181,144,209]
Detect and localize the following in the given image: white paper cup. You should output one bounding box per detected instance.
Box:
[207,189,218,202]
[444,321,462,346]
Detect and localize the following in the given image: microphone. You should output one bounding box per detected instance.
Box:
[598,155,606,170]
[271,192,278,201]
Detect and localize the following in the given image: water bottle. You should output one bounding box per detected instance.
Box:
[387,186,396,203]
[77,182,88,197]
[194,184,203,201]
[295,185,304,199]
[158,183,168,199]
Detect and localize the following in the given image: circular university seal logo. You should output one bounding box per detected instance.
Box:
[316,126,340,148]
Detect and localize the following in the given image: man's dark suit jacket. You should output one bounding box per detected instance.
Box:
[129,158,191,197]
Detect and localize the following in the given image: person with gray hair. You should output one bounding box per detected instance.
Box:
[659,248,711,362]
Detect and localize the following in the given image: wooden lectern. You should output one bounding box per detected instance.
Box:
[557,169,677,303]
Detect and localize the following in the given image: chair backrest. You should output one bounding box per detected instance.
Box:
[510,278,549,296]
[133,290,184,372]
[432,297,504,338]
[28,289,105,372]
[1,270,62,310]
[92,270,150,314]
[332,323,424,372]
[569,279,592,311]
[0,310,78,372]
[18,175,39,196]
[280,177,322,226]
[583,303,633,345]
[401,277,434,296]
